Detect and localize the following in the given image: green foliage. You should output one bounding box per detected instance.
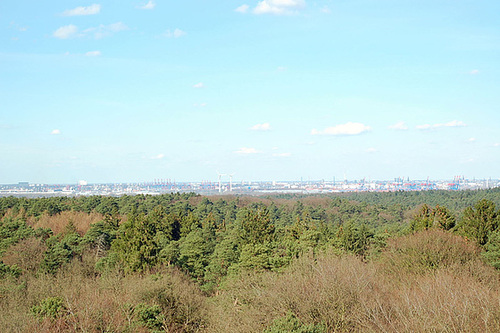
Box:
[339,222,373,255]
[2,192,500,331]
[204,231,240,288]
[0,261,21,279]
[159,240,180,265]
[41,232,82,274]
[461,199,499,245]
[483,230,500,269]
[410,204,456,232]
[178,228,215,280]
[410,204,434,231]
[238,243,272,271]
[434,205,456,230]
[0,217,34,253]
[82,219,118,253]
[135,303,164,330]
[110,209,163,272]
[237,207,275,245]
[264,312,326,333]
[31,296,67,319]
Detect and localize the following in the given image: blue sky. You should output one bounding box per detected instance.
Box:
[1,0,499,184]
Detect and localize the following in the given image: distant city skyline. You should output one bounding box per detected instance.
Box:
[2,177,498,198]
[1,1,499,184]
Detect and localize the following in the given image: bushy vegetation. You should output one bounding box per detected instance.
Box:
[1,189,500,332]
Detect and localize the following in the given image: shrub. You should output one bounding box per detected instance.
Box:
[31,296,67,319]
[135,303,164,330]
[264,312,326,333]
[378,229,481,275]
[0,261,21,279]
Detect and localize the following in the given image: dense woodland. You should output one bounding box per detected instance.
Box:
[1,189,500,332]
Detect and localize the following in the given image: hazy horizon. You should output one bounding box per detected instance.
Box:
[2,1,499,184]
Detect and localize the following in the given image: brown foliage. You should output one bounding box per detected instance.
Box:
[0,251,208,333]
[2,237,46,273]
[209,232,500,332]
[26,211,104,236]
[379,229,482,275]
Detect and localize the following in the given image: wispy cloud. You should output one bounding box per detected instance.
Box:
[366,147,378,153]
[139,1,156,10]
[151,153,165,159]
[51,129,61,135]
[85,50,101,57]
[9,22,28,32]
[494,143,500,147]
[389,121,408,130]
[62,4,101,16]
[253,0,306,15]
[234,147,260,154]
[416,120,466,130]
[193,82,204,89]
[53,25,78,39]
[84,22,128,39]
[235,4,250,13]
[163,28,186,38]
[250,123,271,131]
[311,122,371,136]
[470,69,479,75]
[273,152,291,157]
[468,137,476,142]
[320,6,331,14]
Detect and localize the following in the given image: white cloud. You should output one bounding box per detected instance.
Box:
[416,120,466,130]
[62,4,101,16]
[273,152,291,157]
[235,4,250,13]
[163,28,187,38]
[85,50,101,57]
[494,143,500,147]
[416,124,432,130]
[277,66,287,72]
[109,22,128,32]
[193,82,204,89]
[84,22,128,39]
[234,147,260,154]
[366,147,378,153]
[253,0,306,15]
[53,25,78,39]
[320,6,331,14]
[444,120,466,127]
[389,121,408,130]
[193,103,208,107]
[468,137,476,142]
[152,153,165,159]
[470,69,479,75]
[51,129,61,135]
[311,122,371,136]
[140,1,156,10]
[250,123,271,131]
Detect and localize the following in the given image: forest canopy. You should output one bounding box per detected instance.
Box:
[1,189,500,332]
